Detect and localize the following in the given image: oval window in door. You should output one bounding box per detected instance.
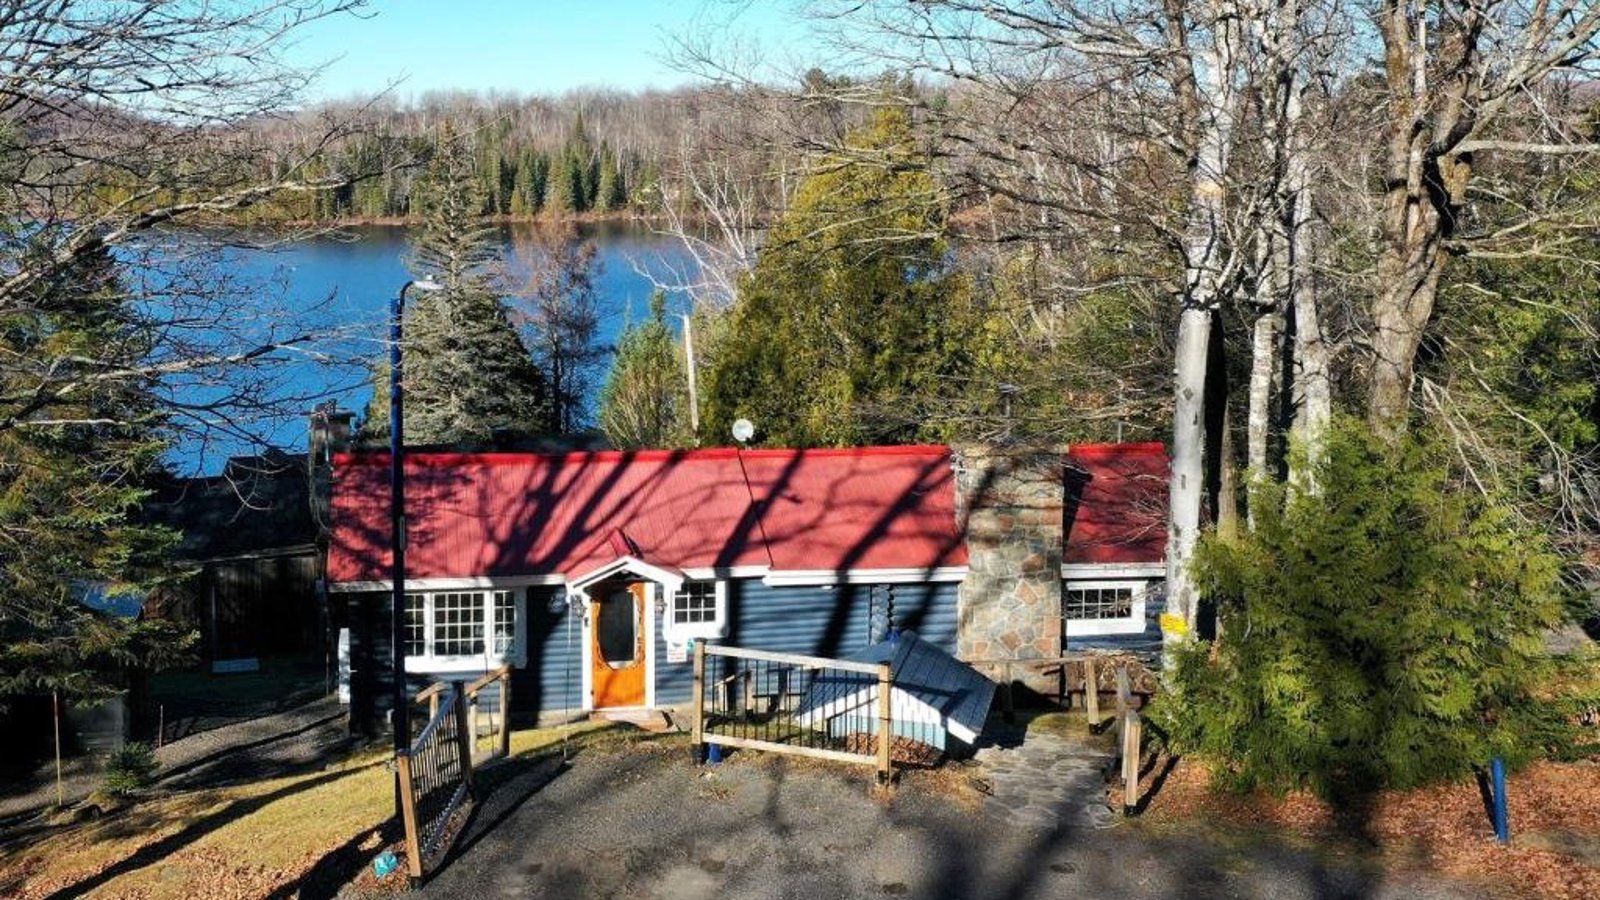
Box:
[596,587,638,668]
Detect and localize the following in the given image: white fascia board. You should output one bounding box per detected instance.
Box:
[763,566,969,587]
[679,565,770,580]
[1060,563,1166,580]
[328,574,566,593]
[567,556,685,599]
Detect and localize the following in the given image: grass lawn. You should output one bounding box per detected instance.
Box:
[0,724,609,900]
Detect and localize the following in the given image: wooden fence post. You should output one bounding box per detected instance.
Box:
[499,674,512,759]
[691,641,706,757]
[396,752,424,879]
[876,662,893,783]
[1084,657,1099,728]
[1122,711,1143,813]
[452,684,474,796]
[1115,662,1130,724]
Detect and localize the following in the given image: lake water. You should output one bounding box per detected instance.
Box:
[172,222,695,473]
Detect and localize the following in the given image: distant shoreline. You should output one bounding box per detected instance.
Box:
[275,210,677,229]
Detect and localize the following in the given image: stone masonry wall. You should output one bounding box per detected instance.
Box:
[953,444,1065,665]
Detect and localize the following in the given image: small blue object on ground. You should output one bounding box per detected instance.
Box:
[707,742,723,764]
[1490,756,1510,845]
[373,850,400,878]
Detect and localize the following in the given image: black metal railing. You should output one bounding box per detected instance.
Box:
[396,683,474,879]
[693,644,898,779]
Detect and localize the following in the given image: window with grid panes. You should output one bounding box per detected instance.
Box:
[1063,585,1136,620]
[403,594,426,657]
[431,591,485,656]
[671,581,718,626]
[492,590,516,654]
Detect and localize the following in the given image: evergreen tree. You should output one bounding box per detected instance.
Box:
[0,243,192,701]
[594,149,626,213]
[510,225,606,434]
[363,124,548,444]
[1157,417,1568,796]
[701,108,976,447]
[550,151,587,214]
[598,291,691,448]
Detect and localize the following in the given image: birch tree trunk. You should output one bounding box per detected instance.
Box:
[1283,82,1331,484]
[1166,2,1242,640]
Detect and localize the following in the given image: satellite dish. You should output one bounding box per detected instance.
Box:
[731,418,755,444]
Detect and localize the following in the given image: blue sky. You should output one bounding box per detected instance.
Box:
[288,1,812,100]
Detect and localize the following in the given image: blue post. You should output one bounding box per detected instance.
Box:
[707,742,723,764]
[1490,757,1510,845]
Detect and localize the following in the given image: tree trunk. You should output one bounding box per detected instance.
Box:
[1283,86,1331,484]
[1246,308,1279,495]
[1166,6,1241,642]
[1369,2,1472,439]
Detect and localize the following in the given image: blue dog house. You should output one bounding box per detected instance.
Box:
[793,631,995,753]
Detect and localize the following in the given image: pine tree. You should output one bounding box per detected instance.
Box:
[598,291,691,448]
[363,124,549,444]
[701,108,976,447]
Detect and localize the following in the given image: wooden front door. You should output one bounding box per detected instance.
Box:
[591,582,648,709]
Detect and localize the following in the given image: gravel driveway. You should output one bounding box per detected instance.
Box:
[414,731,1497,900]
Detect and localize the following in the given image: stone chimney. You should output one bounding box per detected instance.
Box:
[952,444,1066,665]
[308,402,354,538]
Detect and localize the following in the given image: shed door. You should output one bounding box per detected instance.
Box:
[591,582,647,709]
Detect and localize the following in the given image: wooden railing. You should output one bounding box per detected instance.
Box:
[692,643,896,781]
[416,664,513,766]
[397,665,512,880]
[396,684,474,880]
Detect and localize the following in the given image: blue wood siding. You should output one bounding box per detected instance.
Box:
[510,586,584,719]
[654,579,962,707]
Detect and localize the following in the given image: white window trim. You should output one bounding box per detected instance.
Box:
[402,588,527,674]
[1063,579,1151,637]
[663,579,729,642]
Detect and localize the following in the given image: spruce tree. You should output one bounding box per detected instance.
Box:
[598,291,691,448]
[594,149,626,213]
[363,124,548,445]
[0,243,192,700]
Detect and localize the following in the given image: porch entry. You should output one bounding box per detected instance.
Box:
[590,581,649,709]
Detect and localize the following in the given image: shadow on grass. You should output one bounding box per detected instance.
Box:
[37,762,382,900]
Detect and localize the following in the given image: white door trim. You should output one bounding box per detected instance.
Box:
[579,580,657,712]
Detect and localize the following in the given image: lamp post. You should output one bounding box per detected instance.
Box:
[389,278,440,765]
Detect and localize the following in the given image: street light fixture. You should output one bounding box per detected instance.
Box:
[389,278,441,773]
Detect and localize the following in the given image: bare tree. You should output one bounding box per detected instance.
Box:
[506,223,607,434]
[1367,0,1600,437]
[0,0,394,459]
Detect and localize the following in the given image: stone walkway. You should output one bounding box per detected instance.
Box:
[970,712,1119,831]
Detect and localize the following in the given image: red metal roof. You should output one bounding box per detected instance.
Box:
[327,443,1168,584]
[1063,443,1169,566]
